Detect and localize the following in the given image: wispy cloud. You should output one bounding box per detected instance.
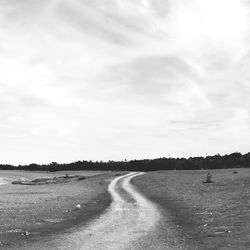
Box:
[1,0,250,164]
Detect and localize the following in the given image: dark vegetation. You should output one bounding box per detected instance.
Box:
[0,152,250,172]
[203,172,214,183]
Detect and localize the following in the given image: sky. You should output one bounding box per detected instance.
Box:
[1,0,250,165]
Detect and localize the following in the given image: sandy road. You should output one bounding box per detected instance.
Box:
[31,172,161,250]
[13,172,186,250]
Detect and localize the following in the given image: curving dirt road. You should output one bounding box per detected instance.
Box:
[24,172,160,250]
[51,172,161,250]
[14,172,187,250]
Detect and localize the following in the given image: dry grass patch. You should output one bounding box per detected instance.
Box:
[132,169,250,250]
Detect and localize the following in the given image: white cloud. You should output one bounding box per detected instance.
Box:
[0,0,250,164]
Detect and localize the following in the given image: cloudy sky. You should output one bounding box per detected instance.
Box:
[1,0,250,164]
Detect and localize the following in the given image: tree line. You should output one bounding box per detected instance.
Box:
[0,152,250,172]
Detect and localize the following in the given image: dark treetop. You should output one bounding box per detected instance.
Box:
[1,152,249,172]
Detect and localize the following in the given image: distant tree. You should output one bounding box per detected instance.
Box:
[49,162,59,172]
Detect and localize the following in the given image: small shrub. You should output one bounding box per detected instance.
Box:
[232,170,238,174]
[204,172,214,183]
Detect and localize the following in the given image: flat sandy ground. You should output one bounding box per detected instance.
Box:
[132,168,250,250]
[0,170,117,249]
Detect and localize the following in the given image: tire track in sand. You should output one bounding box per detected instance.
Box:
[53,172,161,250]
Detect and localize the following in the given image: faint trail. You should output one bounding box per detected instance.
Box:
[51,172,161,250]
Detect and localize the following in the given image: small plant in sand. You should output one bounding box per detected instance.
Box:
[204,172,213,183]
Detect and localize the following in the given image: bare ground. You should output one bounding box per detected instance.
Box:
[22,172,163,250]
[132,168,250,250]
[0,170,117,249]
